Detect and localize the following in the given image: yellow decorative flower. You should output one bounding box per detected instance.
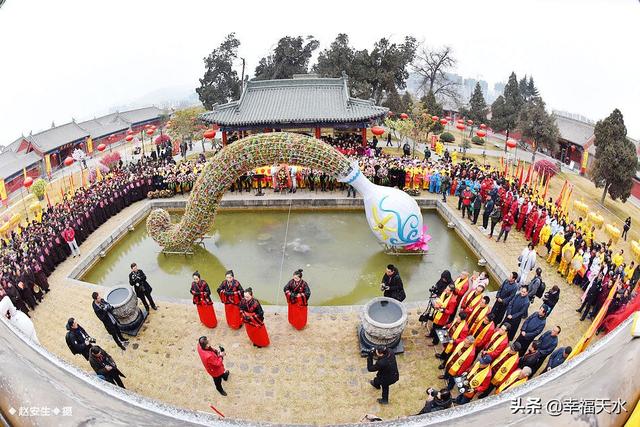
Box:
[371,205,396,241]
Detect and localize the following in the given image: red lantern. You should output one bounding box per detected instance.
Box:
[467,120,474,126]
[506,139,517,149]
[64,156,74,167]
[445,116,451,121]
[431,115,439,121]
[146,129,154,136]
[456,123,465,131]
[399,113,409,119]
[476,130,487,138]
[125,135,133,142]
[203,128,217,139]
[371,126,385,136]
[479,123,487,129]
[439,118,448,125]
[456,119,464,124]
[97,143,106,152]
[126,129,134,136]
[23,176,33,188]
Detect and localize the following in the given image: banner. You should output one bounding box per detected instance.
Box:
[581,149,589,175]
[45,154,52,177]
[87,137,94,154]
[0,179,7,204]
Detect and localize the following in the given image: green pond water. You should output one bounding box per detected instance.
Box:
[82,210,490,305]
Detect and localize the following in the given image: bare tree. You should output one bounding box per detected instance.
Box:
[412,45,460,103]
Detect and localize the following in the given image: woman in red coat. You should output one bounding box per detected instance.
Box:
[197,336,229,396]
[217,270,244,329]
[283,269,311,330]
[190,271,217,328]
[240,288,270,348]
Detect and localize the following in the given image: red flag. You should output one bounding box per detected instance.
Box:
[518,162,525,188]
[524,163,532,185]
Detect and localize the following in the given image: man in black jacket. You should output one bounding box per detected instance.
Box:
[490,272,519,324]
[416,388,452,414]
[89,346,126,388]
[380,264,406,302]
[367,345,399,404]
[65,317,94,360]
[128,263,157,312]
[92,292,128,350]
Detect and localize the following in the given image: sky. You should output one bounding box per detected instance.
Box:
[0,0,639,145]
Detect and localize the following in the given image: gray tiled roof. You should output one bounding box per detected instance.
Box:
[77,117,129,139]
[0,150,41,180]
[117,106,166,125]
[201,76,388,127]
[553,113,594,146]
[27,122,89,153]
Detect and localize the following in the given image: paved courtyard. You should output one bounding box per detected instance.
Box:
[30,190,591,424]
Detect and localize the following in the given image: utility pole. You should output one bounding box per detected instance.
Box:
[240,58,246,90]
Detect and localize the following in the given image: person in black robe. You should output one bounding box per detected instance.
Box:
[92,292,128,350]
[17,281,38,310]
[128,263,157,312]
[4,282,29,316]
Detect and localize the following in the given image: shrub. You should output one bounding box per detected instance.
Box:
[100,152,122,170]
[31,178,47,198]
[440,132,455,143]
[534,159,559,178]
[471,136,485,145]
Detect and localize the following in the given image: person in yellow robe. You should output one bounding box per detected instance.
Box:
[558,239,575,276]
[612,250,624,268]
[584,226,594,248]
[567,249,584,284]
[547,231,565,266]
[624,261,635,282]
[538,223,552,252]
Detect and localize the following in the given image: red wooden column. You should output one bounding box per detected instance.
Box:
[361,128,367,146]
[315,127,321,139]
[222,131,228,146]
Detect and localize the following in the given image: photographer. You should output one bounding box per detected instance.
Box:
[197,336,230,396]
[367,345,399,405]
[92,291,128,350]
[416,388,452,415]
[128,263,157,312]
[65,317,95,360]
[89,345,126,388]
[380,265,406,302]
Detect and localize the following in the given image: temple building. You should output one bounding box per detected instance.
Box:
[200,74,388,145]
[1,106,165,195]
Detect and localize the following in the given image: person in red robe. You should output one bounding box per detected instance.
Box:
[516,200,528,231]
[217,270,244,329]
[190,271,217,328]
[283,268,311,330]
[240,288,270,348]
[532,211,547,246]
[524,208,539,240]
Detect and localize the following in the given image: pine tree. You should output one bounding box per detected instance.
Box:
[420,90,443,117]
[491,72,523,151]
[527,76,539,99]
[519,76,528,101]
[467,82,488,124]
[591,109,639,203]
[400,92,413,114]
[518,97,559,162]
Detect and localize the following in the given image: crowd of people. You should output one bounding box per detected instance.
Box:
[3,131,639,416]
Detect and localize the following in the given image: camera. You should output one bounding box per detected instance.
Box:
[89,337,97,344]
[429,285,439,296]
[218,345,225,353]
[426,387,437,398]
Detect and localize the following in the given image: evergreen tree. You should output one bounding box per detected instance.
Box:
[491,72,523,150]
[519,76,528,101]
[196,33,242,109]
[518,97,559,161]
[254,35,319,80]
[400,92,413,114]
[527,76,539,100]
[467,82,488,124]
[420,89,443,117]
[591,109,639,203]
[382,90,405,115]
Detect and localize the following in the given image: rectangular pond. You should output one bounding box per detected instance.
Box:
[81,209,490,305]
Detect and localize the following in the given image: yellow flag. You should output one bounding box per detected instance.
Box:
[96,165,103,182]
[45,154,52,177]
[87,137,94,154]
[23,167,27,180]
[0,179,7,202]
